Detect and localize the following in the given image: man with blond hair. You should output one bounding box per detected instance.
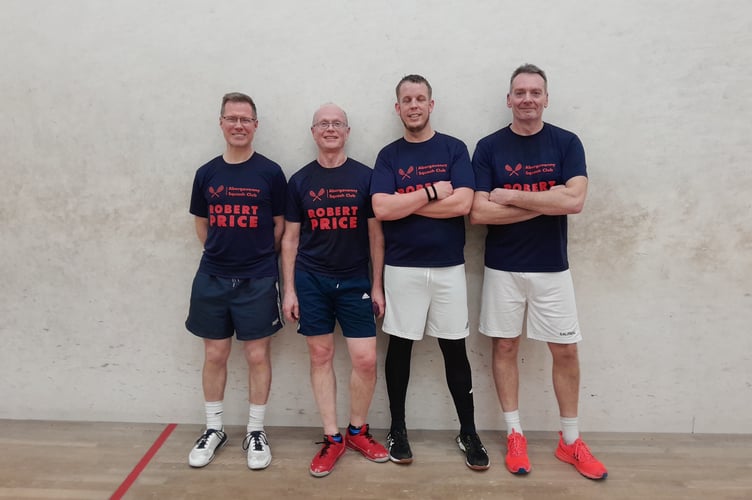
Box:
[371,75,489,471]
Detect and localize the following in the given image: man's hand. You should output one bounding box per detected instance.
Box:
[431,180,454,200]
[282,292,299,323]
[371,287,385,319]
[489,187,516,206]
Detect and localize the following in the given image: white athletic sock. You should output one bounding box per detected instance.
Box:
[247,403,267,433]
[560,416,579,444]
[503,410,523,436]
[205,401,223,430]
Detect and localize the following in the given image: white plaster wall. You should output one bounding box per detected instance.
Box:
[1,0,750,434]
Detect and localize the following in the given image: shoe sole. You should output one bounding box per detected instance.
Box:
[309,468,333,478]
[554,450,608,480]
[188,436,228,468]
[388,454,413,465]
[309,459,342,477]
[248,455,272,470]
[189,456,216,468]
[506,464,531,475]
[346,443,389,463]
[309,445,346,477]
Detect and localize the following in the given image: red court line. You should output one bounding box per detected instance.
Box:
[111,423,177,500]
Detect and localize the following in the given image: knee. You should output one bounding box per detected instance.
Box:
[308,341,335,368]
[243,341,271,366]
[351,350,377,377]
[493,338,519,358]
[204,341,231,366]
[551,343,579,364]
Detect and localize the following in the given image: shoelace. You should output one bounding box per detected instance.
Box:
[465,434,486,454]
[242,431,266,452]
[508,434,526,456]
[359,428,378,444]
[388,430,407,447]
[572,439,595,462]
[195,429,222,449]
[314,437,339,457]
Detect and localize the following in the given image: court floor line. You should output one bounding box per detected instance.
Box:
[110,423,177,500]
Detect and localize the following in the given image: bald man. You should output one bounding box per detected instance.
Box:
[281,103,388,477]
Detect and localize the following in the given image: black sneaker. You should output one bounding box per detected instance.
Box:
[456,433,490,470]
[386,428,413,464]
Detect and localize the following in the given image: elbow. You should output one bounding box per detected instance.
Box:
[469,209,484,225]
[281,234,297,252]
[373,207,390,221]
[457,198,473,216]
[371,198,388,221]
[454,189,474,216]
[373,204,399,221]
[550,196,585,216]
[569,198,585,214]
[280,238,291,254]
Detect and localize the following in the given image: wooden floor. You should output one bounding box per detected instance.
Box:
[1,420,750,500]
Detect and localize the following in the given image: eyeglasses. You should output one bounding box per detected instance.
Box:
[222,116,257,125]
[312,121,348,130]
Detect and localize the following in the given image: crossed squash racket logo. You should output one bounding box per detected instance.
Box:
[505,164,522,176]
[209,185,225,198]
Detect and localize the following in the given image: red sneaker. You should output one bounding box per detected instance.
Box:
[505,430,531,474]
[346,424,389,462]
[554,432,608,480]
[310,435,346,478]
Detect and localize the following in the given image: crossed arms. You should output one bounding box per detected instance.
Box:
[372,181,474,221]
[469,175,587,225]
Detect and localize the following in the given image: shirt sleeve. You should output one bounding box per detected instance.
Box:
[562,133,587,182]
[449,139,476,190]
[370,149,396,195]
[471,138,493,193]
[270,167,288,216]
[284,174,304,223]
[189,169,208,217]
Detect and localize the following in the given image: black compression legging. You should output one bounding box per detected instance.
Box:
[385,335,413,431]
[385,335,477,435]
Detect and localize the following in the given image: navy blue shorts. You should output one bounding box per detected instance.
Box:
[186,272,282,341]
[295,270,375,338]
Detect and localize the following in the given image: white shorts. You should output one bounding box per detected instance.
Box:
[479,267,582,344]
[383,264,470,341]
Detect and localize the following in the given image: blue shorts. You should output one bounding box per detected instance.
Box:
[295,270,376,338]
[185,272,282,341]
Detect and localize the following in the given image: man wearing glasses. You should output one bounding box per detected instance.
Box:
[281,103,389,477]
[186,92,287,471]
[370,75,490,470]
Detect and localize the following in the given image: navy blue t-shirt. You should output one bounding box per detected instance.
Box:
[472,123,587,272]
[285,158,375,278]
[190,153,287,278]
[370,132,475,267]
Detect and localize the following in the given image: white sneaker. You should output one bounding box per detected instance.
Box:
[188,428,228,467]
[243,430,272,470]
